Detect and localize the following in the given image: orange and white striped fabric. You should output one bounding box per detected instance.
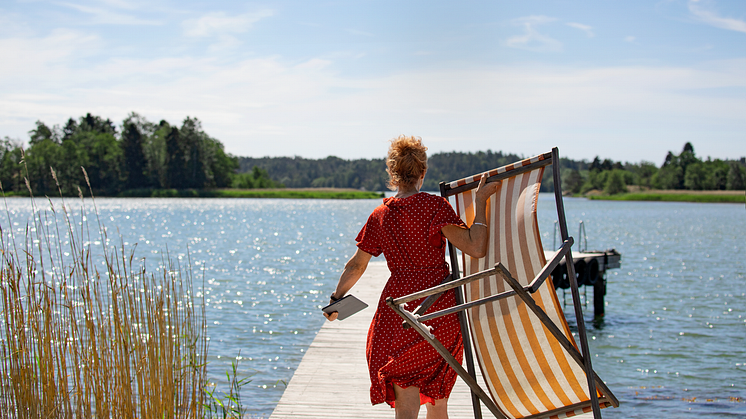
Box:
[450,153,604,419]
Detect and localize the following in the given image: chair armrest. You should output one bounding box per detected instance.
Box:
[391,266,500,306]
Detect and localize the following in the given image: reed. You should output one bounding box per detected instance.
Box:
[0,168,211,418]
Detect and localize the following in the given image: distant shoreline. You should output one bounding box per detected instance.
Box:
[205,188,384,199]
[586,189,745,203]
[2,188,385,200]
[5,187,742,202]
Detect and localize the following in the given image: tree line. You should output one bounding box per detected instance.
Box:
[3,114,744,196]
[0,112,278,196]
[238,149,533,192]
[561,142,745,195]
[241,144,745,194]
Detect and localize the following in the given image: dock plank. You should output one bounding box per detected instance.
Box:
[271,261,592,419]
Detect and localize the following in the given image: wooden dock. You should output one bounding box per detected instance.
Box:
[270,260,593,419]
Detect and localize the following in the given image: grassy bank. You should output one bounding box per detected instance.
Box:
[588,190,745,203]
[205,188,384,199]
[119,188,384,199]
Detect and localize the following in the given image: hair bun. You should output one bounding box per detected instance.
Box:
[386,135,428,190]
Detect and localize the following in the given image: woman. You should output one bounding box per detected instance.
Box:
[325,135,498,419]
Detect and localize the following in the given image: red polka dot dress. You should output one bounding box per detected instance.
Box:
[356,192,466,407]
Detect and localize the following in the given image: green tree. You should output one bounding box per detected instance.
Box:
[23,137,62,194]
[62,118,78,141]
[654,150,687,189]
[727,162,745,190]
[165,127,187,189]
[580,170,607,194]
[75,130,123,194]
[56,135,88,194]
[121,120,148,189]
[144,120,169,188]
[652,164,682,189]
[179,117,206,189]
[59,113,123,194]
[204,138,238,188]
[80,113,117,135]
[28,121,60,146]
[0,138,25,192]
[232,166,281,189]
[684,159,728,191]
[704,159,729,190]
[684,162,708,190]
[589,157,614,172]
[603,169,627,195]
[625,161,657,188]
[2,112,244,195]
[562,168,584,194]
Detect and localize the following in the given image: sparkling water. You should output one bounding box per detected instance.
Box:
[1,195,744,418]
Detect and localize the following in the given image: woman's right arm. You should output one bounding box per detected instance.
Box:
[441,176,499,258]
[324,248,372,321]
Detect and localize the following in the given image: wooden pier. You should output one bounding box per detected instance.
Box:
[270,261,594,419]
[545,249,621,317]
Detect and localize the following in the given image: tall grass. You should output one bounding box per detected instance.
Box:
[0,169,210,418]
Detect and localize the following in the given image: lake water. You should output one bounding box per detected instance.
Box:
[1,194,744,418]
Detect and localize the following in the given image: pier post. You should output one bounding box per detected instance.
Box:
[594,275,606,317]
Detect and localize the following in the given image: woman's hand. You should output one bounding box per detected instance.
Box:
[475,175,499,203]
[324,249,372,321]
[324,294,341,321]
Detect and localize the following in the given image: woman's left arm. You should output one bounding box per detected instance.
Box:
[441,176,499,258]
[325,248,372,321]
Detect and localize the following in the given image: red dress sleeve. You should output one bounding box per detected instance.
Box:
[428,197,465,248]
[356,207,384,257]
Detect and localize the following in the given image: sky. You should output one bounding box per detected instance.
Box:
[1,0,745,163]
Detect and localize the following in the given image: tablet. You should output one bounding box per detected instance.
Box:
[322,294,368,320]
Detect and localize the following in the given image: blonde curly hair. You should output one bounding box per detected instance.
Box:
[386,135,428,190]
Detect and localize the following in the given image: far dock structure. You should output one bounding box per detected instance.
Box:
[545,249,621,317]
[271,260,604,418]
[548,221,622,317]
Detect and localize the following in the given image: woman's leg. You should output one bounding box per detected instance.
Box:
[393,384,420,419]
[424,398,449,419]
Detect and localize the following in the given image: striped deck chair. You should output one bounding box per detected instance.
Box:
[387,148,618,419]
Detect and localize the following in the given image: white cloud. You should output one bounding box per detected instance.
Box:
[625,35,636,42]
[295,58,332,71]
[95,0,141,10]
[0,11,32,37]
[58,2,162,25]
[566,22,595,38]
[182,10,274,38]
[689,0,746,33]
[0,28,101,80]
[345,28,374,37]
[504,16,563,53]
[1,26,744,161]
